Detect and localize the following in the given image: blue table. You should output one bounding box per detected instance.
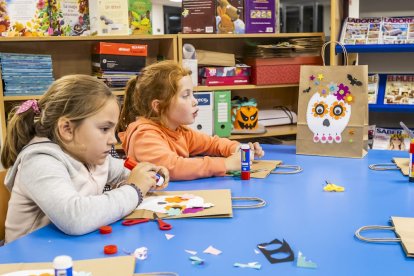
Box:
[1,145,414,275]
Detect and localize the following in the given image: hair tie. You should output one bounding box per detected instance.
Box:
[16,100,41,115]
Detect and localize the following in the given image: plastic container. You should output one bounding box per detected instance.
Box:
[53,255,73,276]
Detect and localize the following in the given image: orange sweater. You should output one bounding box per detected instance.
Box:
[120,117,239,181]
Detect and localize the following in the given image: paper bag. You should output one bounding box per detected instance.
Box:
[296,42,369,158]
[0,256,135,275]
[126,189,233,220]
[355,217,414,258]
[393,157,409,176]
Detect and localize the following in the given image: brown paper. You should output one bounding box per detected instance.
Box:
[393,158,409,176]
[296,65,369,158]
[0,256,135,275]
[196,49,235,66]
[250,160,281,178]
[126,189,233,220]
[392,216,414,257]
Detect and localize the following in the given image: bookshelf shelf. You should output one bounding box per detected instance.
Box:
[229,125,297,140]
[369,104,414,113]
[194,84,298,92]
[335,44,414,54]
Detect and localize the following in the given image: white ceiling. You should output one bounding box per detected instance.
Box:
[152,0,181,8]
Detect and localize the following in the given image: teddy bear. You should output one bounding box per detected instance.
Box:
[216,0,245,34]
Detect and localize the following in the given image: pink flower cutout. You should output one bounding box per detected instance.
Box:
[334,83,350,101]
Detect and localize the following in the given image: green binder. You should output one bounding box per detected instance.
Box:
[214,90,232,137]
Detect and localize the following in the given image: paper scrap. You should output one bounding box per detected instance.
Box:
[165,234,175,240]
[185,250,197,255]
[323,182,345,192]
[134,247,148,260]
[203,245,222,255]
[254,249,260,254]
[189,256,204,265]
[297,251,317,269]
[234,262,261,270]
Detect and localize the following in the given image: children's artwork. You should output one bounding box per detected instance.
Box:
[137,194,214,216]
[126,190,233,219]
[306,73,353,144]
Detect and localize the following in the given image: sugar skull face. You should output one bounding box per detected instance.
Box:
[306,93,351,143]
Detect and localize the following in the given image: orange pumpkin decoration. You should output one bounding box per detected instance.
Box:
[232,105,259,130]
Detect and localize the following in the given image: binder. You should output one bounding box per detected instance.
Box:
[188,92,214,135]
[214,90,232,137]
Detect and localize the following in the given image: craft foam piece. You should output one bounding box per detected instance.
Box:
[185,250,197,255]
[189,256,204,265]
[234,262,262,270]
[165,234,175,240]
[203,245,222,255]
[254,249,260,254]
[323,182,345,192]
[297,251,318,269]
[133,247,148,260]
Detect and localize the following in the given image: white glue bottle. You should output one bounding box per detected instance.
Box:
[53,255,73,276]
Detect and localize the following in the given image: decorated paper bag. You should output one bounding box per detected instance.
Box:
[355,217,414,258]
[296,42,369,158]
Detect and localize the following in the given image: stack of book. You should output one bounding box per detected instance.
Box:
[92,42,147,89]
[0,53,54,96]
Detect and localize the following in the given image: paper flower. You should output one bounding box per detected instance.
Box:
[330,101,347,120]
[328,82,337,92]
[334,83,350,101]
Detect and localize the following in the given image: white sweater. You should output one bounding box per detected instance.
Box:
[5,137,139,243]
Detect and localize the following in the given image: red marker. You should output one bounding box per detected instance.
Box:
[124,157,165,186]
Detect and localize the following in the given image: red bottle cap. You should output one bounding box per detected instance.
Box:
[124,158,137,170]
[241,171,250,180]
[104,244,118,255]
[99,226,112,234]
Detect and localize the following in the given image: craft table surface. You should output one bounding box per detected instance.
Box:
[1,145,414,275]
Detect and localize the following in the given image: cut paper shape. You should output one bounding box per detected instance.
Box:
[137,194,213,214]
[203,245,222,255]
[347,74,362,86]
[182,207,204,214]
[165,234,175,240]
[257,239,294,264]
[323,181,345,192]
[166,207,182,216]
[133,247,148,260]
[234,262,261,270]
[297,251,317,269]
[189,256,204,265]
[185,250,197,255]
[254,249,260,254]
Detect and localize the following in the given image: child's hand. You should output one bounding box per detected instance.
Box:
[225,152,242,172]
[154,166,169,190]
[249,142,265,158]
[127,162,160,195]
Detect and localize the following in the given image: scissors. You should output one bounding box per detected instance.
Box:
[153,213,172,231]
[122,214,172,231]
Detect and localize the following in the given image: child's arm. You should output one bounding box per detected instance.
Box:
[18,154,140,236]
[132,130,236,180]
[186,129,240,157]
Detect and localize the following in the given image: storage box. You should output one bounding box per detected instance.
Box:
[93,42,147,56]
[245,56,323,85]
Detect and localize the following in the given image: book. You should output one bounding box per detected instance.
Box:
[128,0,152,35]
[383,74,414,105]
[54,0,90,36]
[373,127,413,151]
[89,0,129,36]
[244,0,275,34]
[382,17,414,44]
[339,17,382,45]
[367,74,379,104]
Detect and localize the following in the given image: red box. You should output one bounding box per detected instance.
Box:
[201,76,250,86]
[245,56,323,85]
[93,42,147,56]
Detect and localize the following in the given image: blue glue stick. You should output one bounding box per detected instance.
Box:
[124,157,165,186]
[241,144,250,180]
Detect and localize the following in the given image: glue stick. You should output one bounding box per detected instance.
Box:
[124,157,164,186]
[240,144,251,180]
[53,255,73,276]
[409,139,414,182]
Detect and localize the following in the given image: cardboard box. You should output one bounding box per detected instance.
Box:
[244,0,275,33]
[92,54,146,72]
[93,42,147,56]
[199,64,251,77]
[182,0,215,34]
[245,56,323,85]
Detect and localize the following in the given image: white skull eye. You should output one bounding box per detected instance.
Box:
[315,104,325,115]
